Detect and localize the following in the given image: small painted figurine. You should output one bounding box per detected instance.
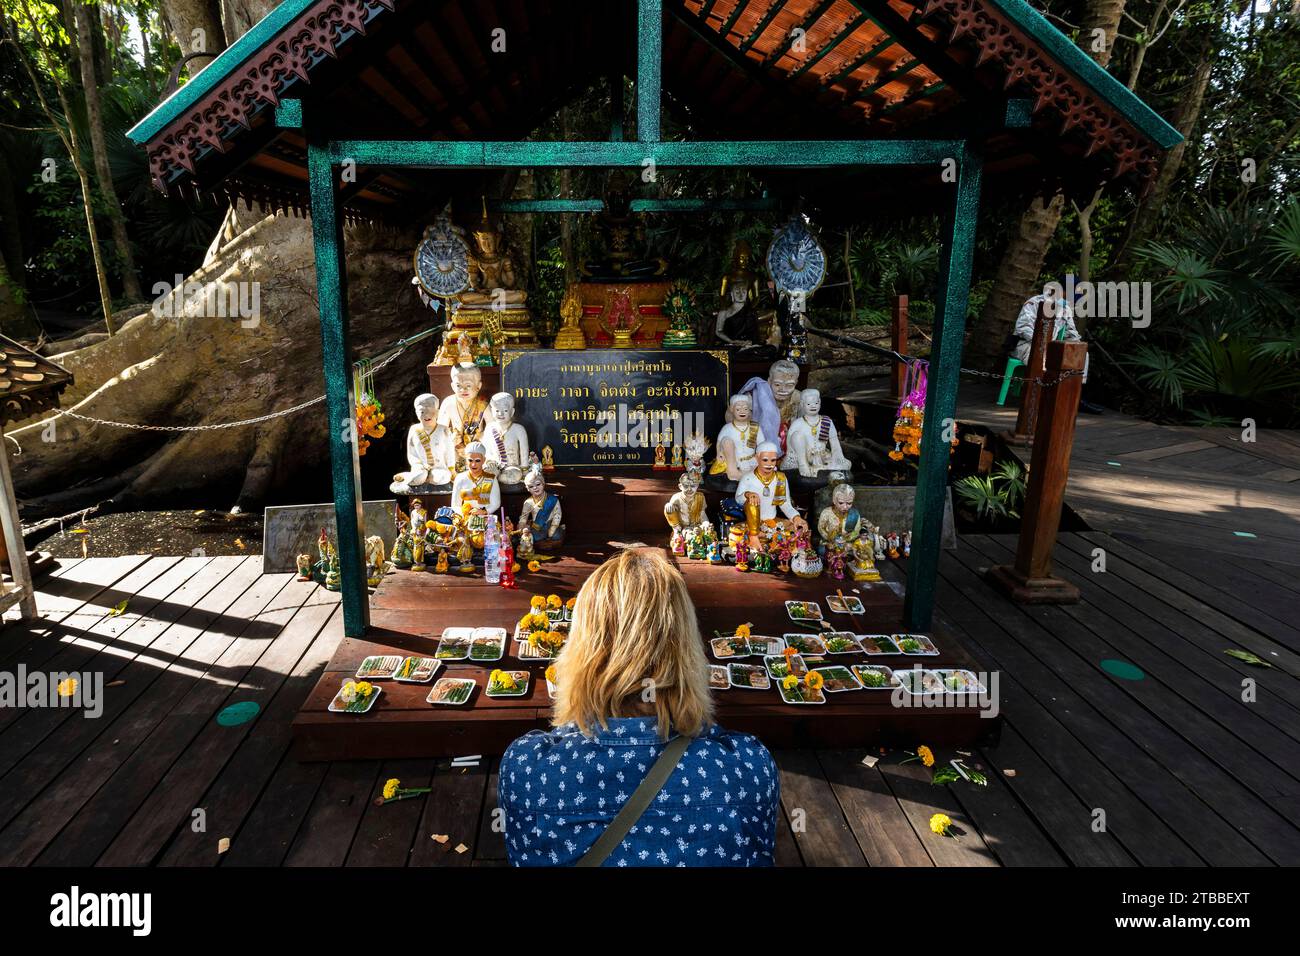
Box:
[848,533,881,582]
[653,444,668,470]
[903,531,912,558]
[515,520,535,560]
[887,532,901,560]
[664,471,710,554]
[409,499,429,571]
[365,535,388,588]
[451,442,502,550]
[669,445,684,470]
[683,432,711,480]
[735,442,808,553]
[296,553,313,580]
[483,391,530,486]
[541,445,555,472]
[318,528,341,591]
[783,387,852,479]
[816,482,861,558]
[392,393,455,493]
[518,464,565,549]
[391,504,414,569]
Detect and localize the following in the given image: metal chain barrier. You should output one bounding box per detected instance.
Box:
[40,338,415,433]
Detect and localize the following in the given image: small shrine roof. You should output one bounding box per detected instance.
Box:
[127,0,1180,222]
[0,336,74,427]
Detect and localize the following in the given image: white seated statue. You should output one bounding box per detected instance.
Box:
[782,387,852,479]
[707,393,766,482]
[391,393,455,492]
[482,391,530,486]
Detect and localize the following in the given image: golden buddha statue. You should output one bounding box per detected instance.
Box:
[431,199,539,364]
[553,282,587,349]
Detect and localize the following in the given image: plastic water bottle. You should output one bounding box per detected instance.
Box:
[483,515,501,584]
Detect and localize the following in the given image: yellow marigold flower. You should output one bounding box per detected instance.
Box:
[734,623,752,638]
[531,612,549,629]
[545,630,564,648]
[918,745,935,768]
[888,449,904,462]
[930,813,953,836]
[489,669,502,683]
[57,677,78,698]
[565,597,576,609]
[545,665,557,684]
[355,681,373,697]
[547,594,562,608]
[782,674,799,690]
[528,560,541,572]
[806,671,824,691]
[383,778,400,800]
[530,595,545,609]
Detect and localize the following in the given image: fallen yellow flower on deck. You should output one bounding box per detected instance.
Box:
[383,778,400,800]
[930,813,954,836]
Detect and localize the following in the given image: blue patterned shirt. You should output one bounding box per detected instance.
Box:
[499,719,779,867]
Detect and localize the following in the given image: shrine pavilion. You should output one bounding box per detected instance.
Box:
[128,0,1178,758]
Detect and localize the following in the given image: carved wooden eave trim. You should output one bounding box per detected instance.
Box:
[916,0,1161,184]
[143,0,397,190]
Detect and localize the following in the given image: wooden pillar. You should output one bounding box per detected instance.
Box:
[0,442,36,619]
[904,144,982,632]
[890,294,908,401]
[986,340,1087,603]
[1007,300,1052,446]
[307,138,369,637]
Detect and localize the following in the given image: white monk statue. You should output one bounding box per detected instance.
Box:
[391,393,455,492]
[708,393,766,482]
[450,441,501,550]
[482,391,530,485]
[733,358,802,455]
[783,387,852,478]
[438,363,489,469]
[735,442,808,551]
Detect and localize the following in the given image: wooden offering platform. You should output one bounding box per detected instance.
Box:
[292,536,999,761]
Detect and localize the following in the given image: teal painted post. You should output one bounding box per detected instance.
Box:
[637,0,662,142]
[307,139,369,637]
[904,143,983,632]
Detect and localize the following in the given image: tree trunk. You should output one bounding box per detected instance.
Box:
[1120,23,1216,257]
[969,0,1127,367]
[75,3,145,304]
[160,0,226,63]
[220,0,280,43]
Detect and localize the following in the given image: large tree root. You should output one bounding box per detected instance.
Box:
[10,205,432,518]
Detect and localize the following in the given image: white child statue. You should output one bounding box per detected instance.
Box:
[391,393,455,493]
[664,471,711,553]
[482,391,530,486]
[783,387,852,479]
[708,393,766,482]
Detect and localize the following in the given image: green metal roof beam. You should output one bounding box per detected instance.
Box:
[719,0,754,36]
[881,80,946,116]
[492,197,780,213]
[638,0,663,142]
[987,0,1179,147]
[326,138,964,168]
[854,58,923,102]
[738,0,787,53]
[130,0,321,142]
[788,13,866,79]
[761,0,836,66]
[821,35,897,88]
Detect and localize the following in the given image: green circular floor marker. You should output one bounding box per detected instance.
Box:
[1100,659,1144,681]
[217,701,260,726]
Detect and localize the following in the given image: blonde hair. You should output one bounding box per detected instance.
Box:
[552,548,714,739]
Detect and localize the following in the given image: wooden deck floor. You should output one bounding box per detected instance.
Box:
[3,531,1297,866]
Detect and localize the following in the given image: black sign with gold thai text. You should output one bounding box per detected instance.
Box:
[500,349,730,467]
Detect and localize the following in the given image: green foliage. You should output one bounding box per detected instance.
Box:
[953,458,1025,524]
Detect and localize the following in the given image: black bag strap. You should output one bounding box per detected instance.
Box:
[576,733,693,867]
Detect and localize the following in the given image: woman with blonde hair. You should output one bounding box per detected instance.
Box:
[499,547,779,867]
